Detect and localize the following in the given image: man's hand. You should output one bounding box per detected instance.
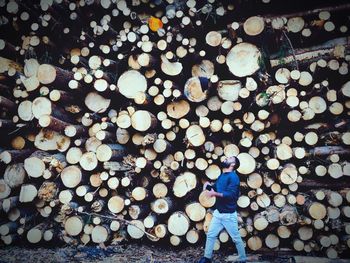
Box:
[203,182,212,191]
[206,189,223,198]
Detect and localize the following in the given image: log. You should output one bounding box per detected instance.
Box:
[127,220,145,240]
[226,42,261,77]
[37,64,73,86]
[4,163,26,188]
[0,149,34,164]
[173,172,197,198]
[168,211,190,236]
[91,225,110,243]
[184,77,209,103]
[107,195,124,214]
[247,236,263,251]
[160,55,183,76]
[167,100,190,119]
[253,213,269,231]
[131,110,157,132]
[305,201,327,220]
[151,198,173,215]
[265,234,280,249]
[65,216,83,236]
[185,202,206,222]
[85,92,111,113]
[186,125,206,147]
[117,70,147,99]
[27,224,46,244]
[237,152,256,174]
[60,165,82,188]
[34,129,71,152]
[19,184,37,203]
[96,144,126,162]
[217,80,241,102]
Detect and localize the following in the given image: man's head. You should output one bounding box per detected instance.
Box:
[221,156,239,171]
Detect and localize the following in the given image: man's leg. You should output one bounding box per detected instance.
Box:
[222,212,247,262]
[204,211,224,259]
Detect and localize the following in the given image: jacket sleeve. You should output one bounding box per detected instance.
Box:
[221,175,239,201]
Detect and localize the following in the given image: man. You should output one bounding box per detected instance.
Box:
[198,156,247,263]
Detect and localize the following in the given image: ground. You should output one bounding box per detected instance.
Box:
[0,244,288,263]
[1,244,350,263]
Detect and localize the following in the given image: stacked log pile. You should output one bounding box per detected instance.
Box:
[0,0,350,259]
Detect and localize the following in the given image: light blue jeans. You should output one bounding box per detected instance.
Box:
[204,210,247,261]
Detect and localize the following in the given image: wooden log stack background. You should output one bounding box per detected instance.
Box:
[0,0,350,259]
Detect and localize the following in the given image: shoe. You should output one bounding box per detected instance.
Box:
[198,257,212,263]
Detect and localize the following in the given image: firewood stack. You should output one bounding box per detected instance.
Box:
[0,0,350,259]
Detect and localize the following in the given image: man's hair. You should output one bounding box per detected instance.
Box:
[221,156,240,169]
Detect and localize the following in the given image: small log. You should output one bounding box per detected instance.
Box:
[186,125,206,147]
[4,163,26,188]
[60,165,82,188]
[85,92,111,113]
[17,101,34,121]
[184,77,209,103]
[185,202,206,222]
[166,100,190,119]
[168,211,190,236]
[173,172,197,198]
[65,216,84,236]
[217,80,241,102]
[37,64,73,86]
[19,184,37,203]
[305,201,327,220]
[96,144,126,162]
[117,70,147,99]
[0,222,18,236]
[237,152,256,174]
[107,195,124,214]
[199,191,216,208]
[186,229,199,244]
[0,149,34,164]
[132,187,148,202]
[244,16,265,36]
[27,223,47,244]
[279,164,298,185]
[79,152,98,171]
[247,236,263,251]
[226,42,261,77]
[127,220,145,239]
[160,55,183,76]
[253,213,269,231]
[279,205,298,225]
[131,110,157,132]
[265,234,280,249]
[143,213,157,229]
[154,224,167,238]
[91,225,110,243]
[34,129,70,152]
[38,181,58,202]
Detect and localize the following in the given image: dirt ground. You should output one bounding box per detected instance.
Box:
[0,243,290,263]
[2,244,350,263]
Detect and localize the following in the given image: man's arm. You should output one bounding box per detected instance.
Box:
[220,177,239,200]
[207,175,239,200]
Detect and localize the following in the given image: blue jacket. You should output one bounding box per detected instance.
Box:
[213,171,240,213]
